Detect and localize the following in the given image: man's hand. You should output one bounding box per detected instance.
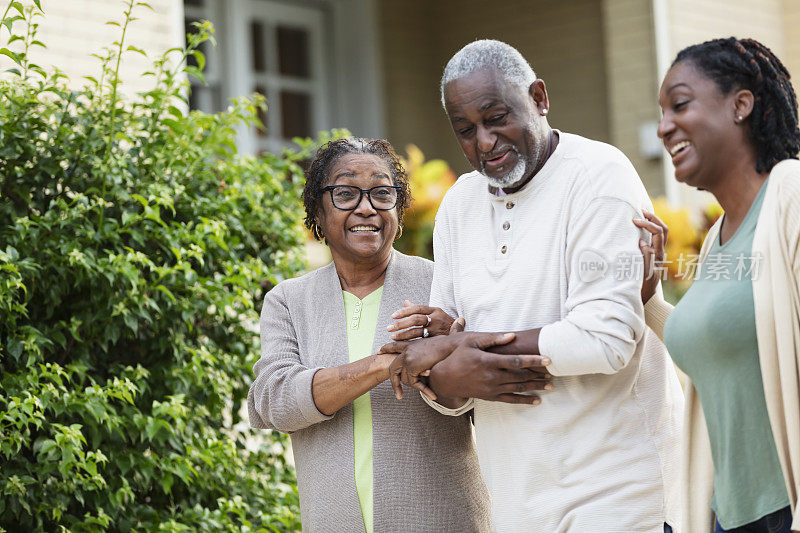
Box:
[428,333,553,405]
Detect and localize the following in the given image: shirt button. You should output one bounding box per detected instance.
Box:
[500,245,507,254]
[506,201,515,209]
[502,221,510,230]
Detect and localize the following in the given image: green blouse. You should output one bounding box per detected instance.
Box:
[664,180,788,528]
[342,287,383,533]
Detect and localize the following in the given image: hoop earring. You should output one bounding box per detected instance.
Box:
[395,225,403,239]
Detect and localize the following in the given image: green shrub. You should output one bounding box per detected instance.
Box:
[0,2,339,530]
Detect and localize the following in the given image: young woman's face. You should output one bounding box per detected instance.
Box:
[657,61,744,188]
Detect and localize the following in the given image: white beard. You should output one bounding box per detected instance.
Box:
[481,147,529,189]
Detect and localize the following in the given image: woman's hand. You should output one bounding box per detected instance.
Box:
[634,211,669,304]
[387,300,457,340]
[380,332,471,400]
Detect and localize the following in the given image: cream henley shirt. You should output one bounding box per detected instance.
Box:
[426,132,684,532]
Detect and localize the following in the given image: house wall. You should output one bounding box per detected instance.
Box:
[0,0,183,97]
[602,0,663,195]
[783,0,800,95]
[663,0,788,210]
[668,0,785,55]
[377,0,610,177]
[377,0,449,168]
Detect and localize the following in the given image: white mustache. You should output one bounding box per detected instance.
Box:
[480,146,519,172]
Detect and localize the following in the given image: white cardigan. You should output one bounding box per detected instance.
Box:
[645,159,800,532]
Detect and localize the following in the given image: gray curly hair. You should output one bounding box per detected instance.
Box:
[440,39,536,107]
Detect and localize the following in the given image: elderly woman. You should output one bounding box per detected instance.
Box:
[247,138,492,532]
[636,38,800,533]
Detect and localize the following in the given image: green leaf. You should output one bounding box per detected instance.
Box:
[0,48,21,66]
[160,472,173,494]
[126,45,147,57]
[52,329,67,348]
[184,66,205,84]
[123,313,138,334]
[9,1,24,16]
[167,105,183,118]
[191,50,205,71]
[155,285,176,303]
[7,338,22,361]
[131,194,148,208]
[145,419,158,440]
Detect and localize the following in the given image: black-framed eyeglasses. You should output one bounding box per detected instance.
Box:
[321,185,402,211]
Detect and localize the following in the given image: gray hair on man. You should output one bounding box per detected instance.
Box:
[440,39,536,107]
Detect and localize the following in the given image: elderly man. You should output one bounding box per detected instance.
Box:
[384,40,684,532]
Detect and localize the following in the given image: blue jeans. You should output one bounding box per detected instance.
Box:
[714,506,792,533]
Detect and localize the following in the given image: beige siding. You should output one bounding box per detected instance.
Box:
[668,0,785,55]
[0,0,182,97]
[783,0,800,96]
[602,0,663,195]
[377,0,452,167]
[664,0,787,209]
[377,0,609,176]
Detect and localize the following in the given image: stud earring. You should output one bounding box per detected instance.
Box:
[541,109,549,116]
[736,115,743,122]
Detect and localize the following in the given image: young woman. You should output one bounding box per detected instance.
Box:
[636,38,800,533]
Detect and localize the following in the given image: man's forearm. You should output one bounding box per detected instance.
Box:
[485,328,541,355]
[433,395,469,409]
[422,332,548,405]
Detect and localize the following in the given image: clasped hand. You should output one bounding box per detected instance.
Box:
[379,330,553,405]
[386,300,456,340]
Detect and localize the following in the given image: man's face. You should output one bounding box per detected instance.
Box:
[444,68,548,190]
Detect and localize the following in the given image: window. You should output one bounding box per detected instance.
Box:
[183,0,328,154]
[246,1,327,154]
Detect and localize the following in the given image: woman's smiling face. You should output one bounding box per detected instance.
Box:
[657,61,743,189]
[316,153,399,264]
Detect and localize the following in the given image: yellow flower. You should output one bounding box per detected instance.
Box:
[652,198,699,278]
[401,144,456,229]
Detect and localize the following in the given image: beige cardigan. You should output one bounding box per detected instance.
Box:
[645,159,800,532]
[247,250,492,532]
